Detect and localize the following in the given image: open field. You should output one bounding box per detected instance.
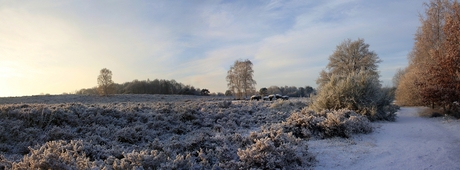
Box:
[0,94,318,169]
[1,94,457,169]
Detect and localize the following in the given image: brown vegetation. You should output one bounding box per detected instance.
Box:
[395,0,460,117]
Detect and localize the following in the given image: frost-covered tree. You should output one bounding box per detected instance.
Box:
[97,68,115,96]
[317,38,381,87]
[226,59,257,99]
[312,39,396,121]
[392,68,406,88]
[414,0,453,108]
[311,72,396,121]
[396,0,458,110]
[424,0,460,113]
[395,65,423,106]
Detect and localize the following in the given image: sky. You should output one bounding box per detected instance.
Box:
[0,0,425,97]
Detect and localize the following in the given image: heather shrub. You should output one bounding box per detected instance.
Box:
[270,100,307,113]
[218,100,232,108]
[0,95,376,169]
[311,72,397,121]
[12,140,91,170]
[0,155,12,169]
[235,124,314,169]
[283,109,372,139]
[0,96,314,169]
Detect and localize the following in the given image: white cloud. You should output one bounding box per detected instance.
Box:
[0,0,424,96]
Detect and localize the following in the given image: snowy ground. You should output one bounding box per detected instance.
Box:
[1,95,459,169]
[310,107,460,170]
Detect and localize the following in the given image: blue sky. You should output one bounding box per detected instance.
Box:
[0,0,424,97]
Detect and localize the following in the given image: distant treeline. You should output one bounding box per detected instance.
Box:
[75,79,207,96]
[259,85,316,97]
[75,79,315,97]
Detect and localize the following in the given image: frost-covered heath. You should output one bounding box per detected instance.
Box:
[0,94,374,169]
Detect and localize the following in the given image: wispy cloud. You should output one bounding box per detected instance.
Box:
[0,0,424,96]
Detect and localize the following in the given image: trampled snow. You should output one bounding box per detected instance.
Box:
[310,107,460,170]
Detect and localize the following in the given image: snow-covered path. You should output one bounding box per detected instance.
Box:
[309,107,460,170]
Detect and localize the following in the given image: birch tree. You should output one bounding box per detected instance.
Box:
[97,68,115,96]
[226,59,257,99]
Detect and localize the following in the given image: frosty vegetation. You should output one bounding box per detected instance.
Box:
[312,72,398,121]
[0,94,375,169]
[395,0,460,117]
[313,38,398,121]
[0,37,399,170]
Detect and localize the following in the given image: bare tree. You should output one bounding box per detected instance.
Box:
[395,65,423,106]
[317,38,381,87]
[392,68,406,88]
[226,59,257,99]
[97,68,115,96]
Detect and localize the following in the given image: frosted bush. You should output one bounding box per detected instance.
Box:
[12,140,91,170]
[0,155,12,169]
[270,100,307,113]
[218,100,232,108]
[46,126,74,141]
[236,124,314,169]
[0,95,376,169]
[283,109,373,139]
[311,72,398,121]
[0,95,314,169]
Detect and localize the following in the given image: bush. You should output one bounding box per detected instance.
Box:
[12,140,90,170]
[282,109,373,139]
[218,100,232,108]
[270,100,307,113]
[0,96,315,169]
[311,72,397,121]
[236,124,314,169]
[0,95,377,169]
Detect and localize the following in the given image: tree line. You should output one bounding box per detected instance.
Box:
[394,0,460,117]
[79,67,315,98]
[225,59,316,99]
[258,86,315,97]
[76,69,207,96]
